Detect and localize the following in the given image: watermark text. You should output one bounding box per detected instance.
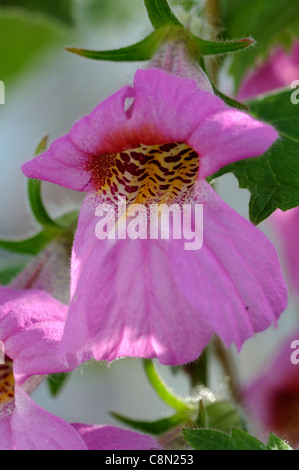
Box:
[0,80,4,105]
[291,80,299,105]
[290,340,299,364]
[95,197,204,251]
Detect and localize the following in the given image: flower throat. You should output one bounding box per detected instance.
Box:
[86,142,199,207]
[0,356,15,408]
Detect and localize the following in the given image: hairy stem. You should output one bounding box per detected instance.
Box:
[213,337,241,404]
[204,0,221,85]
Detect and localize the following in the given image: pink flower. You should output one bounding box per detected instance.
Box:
[22,67,287,366]
[71,424,160,450]
[0,287,159,450]
[238,42,299,101]
[243,330,299,447]
[271,208,299,299]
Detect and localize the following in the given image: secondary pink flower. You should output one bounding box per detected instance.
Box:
[10,234,73,305]
[22,67,287,366]
[0,287,86,450]
[0,287,159,450]
[238,41,299,100]
[243,330,299,447]
[271,208,299,299]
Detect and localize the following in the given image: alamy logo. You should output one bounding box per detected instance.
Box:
[290,340,299,365]
[95,197,204,251]
[0,80,4,104]
[0,341,4,365]
[291,80,299,105]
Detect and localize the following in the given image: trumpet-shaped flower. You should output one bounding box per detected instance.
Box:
[243,330,299,447]
[238,41,299,100]
[0,287,159,450]
[22,66,287,366]
[271,208,299,299]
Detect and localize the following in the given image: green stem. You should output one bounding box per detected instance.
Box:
[28,136,61,229]
[213,337,241,404]
[204,0,221,86]
[143,359,196,412]
[182,347,208,388]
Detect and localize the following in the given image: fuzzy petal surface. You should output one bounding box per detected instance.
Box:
[59,182,287,365]
[61,193,213,365]
[170,182,287,350]
[72,424,160,450]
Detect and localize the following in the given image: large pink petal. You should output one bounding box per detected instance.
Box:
[72,424,160,450]
[59,194,213,366]
[10,386,87,450]
[22,69,213,189]
[124,68,225,147]
[22,68,277,189]
[188,109,278,178]
[71,68,278,178]
[59,181,286,365]
[167,182,287,350]
[0,288,84,383]
[22,135,93,191]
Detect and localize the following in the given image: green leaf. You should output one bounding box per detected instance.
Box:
[0,227,60,255]
[196,37,255,56]
[47,372,70,396]
[34,135,49,155]
[170,0,199,11]
[183,428,267,450]
[0,263,28,285]
[183,428,236,450]
[66,30,163,62]
[212,85,249,111]
[67,28,255,64]
[0,0,73,26]
[144,0,181,29]
[221,0,299,89]
[213,89,299,225]
[266,433,293,450]
[230,428,266,451]
[183,428,293,451]
[111,411,187,435]
[205,401,245,432]
[143,360,196,413]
